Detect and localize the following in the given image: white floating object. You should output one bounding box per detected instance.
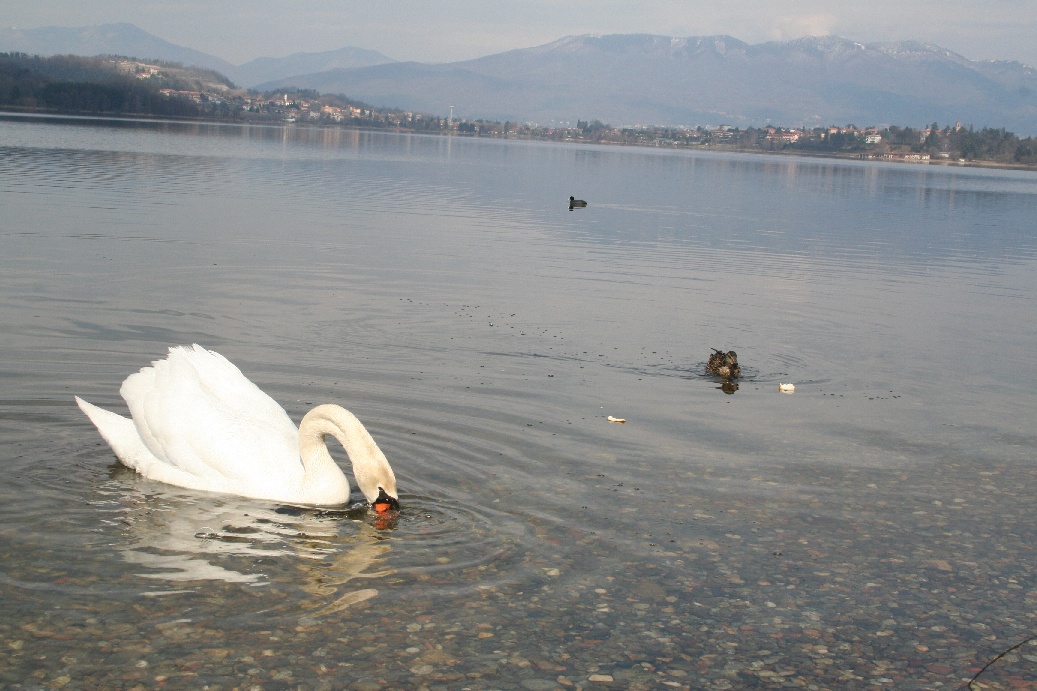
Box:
[778,383,795,393]
[607,416,626,423]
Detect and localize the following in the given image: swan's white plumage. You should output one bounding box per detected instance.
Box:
[76,345,397,507]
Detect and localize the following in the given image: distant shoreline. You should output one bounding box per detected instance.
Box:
[3,108,1035,173]
[722,145,1037,172]
[534,133,1037,172]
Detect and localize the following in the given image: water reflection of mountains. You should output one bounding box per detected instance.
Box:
[552,159,1037,272]
[10,114,1034,270]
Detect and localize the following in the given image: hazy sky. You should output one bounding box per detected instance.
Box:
[3,0,1036,67]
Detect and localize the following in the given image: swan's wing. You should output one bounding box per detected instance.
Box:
[170,346,291,424]
[120,345,302,485]
[76,396,236,492]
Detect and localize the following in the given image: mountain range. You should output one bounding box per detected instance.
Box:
[3,23,1036,134]
[0,23,395,87]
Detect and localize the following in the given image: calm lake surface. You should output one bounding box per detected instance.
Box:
[2,113,1037,689]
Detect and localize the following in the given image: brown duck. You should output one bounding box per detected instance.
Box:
[706,349,741,379]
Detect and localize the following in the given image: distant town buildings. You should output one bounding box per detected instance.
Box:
[115,58,1037,167]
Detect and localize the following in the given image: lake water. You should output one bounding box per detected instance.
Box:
[2,113,1037,689]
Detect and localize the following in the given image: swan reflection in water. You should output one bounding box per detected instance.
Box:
[93,468,396,615]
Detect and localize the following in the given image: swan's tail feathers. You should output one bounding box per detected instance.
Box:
[75,396,126,432]
[75,396,157,473]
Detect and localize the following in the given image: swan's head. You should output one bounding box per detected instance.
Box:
[354,458,398,512]
[372,487,400,514]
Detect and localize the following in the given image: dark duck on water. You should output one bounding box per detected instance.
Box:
[706,349,741,379]
[569,196,587,209]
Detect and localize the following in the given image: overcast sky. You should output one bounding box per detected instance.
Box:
[3,0,1036,68]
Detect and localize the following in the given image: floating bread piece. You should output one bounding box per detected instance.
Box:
[778,383,795,393]
[607,416,626,423]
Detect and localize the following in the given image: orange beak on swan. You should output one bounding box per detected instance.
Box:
[372,487,400,514]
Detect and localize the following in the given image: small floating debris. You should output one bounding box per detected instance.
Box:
[778,383,795,393]
[607,416,626,423]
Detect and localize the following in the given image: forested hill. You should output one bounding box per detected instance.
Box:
[0,53,235,117]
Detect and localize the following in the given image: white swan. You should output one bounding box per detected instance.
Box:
[75,345,399,510]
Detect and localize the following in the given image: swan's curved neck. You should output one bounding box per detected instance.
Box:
[298,404,396,504]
